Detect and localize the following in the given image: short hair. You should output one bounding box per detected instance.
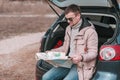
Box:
[65,4,81,15]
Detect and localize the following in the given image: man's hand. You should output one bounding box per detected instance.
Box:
[71,54,83,64]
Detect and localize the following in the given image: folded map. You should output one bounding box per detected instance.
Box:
[35,52,73,68]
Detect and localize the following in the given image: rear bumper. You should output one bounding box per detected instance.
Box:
[92,61,120,80]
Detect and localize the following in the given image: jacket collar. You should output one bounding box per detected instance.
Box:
[67,18,92,36]
[78,18,91,31]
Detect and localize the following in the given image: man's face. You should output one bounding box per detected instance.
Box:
[65,12,80,27]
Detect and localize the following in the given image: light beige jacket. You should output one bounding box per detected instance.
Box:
[51,19,98,80]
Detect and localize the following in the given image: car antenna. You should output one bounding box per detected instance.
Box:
[45,0,60,17]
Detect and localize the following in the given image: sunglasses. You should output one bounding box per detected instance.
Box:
[65,16,76,22]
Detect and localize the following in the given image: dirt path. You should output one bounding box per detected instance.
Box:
[0,32,44,54]
[0,33,44,80]
[0,43,39,80]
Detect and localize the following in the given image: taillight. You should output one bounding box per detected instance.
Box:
[53,40,63,48]
[99,45,120,61]
[100,47,115,60]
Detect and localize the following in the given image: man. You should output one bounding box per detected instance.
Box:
[42,4,98,80]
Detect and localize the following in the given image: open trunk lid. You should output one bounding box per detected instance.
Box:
[48,0,119,10]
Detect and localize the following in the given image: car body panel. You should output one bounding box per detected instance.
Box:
[93,61,120,80]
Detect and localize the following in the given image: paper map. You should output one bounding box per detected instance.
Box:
[35,52,73,68]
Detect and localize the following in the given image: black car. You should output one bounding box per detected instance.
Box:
[36,0,120,80]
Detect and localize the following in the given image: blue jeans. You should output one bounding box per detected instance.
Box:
[42,64,78,80]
